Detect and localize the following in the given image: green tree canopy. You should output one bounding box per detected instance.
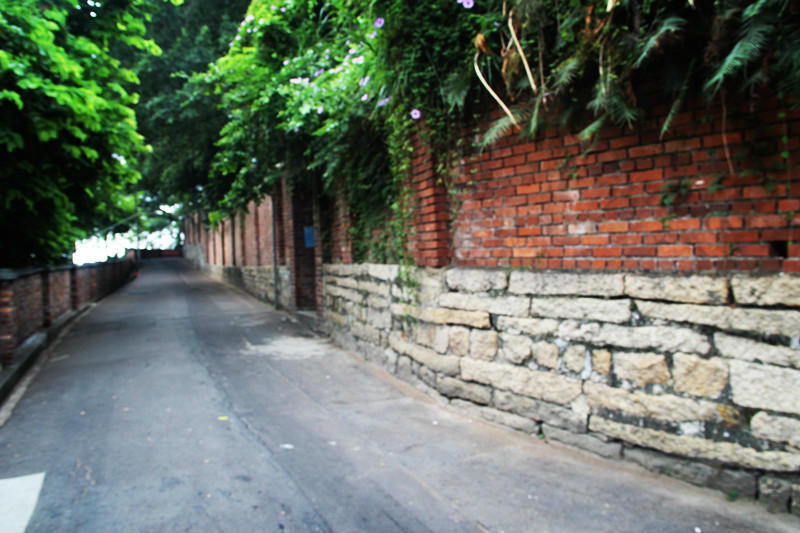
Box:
[0,0,181,267]
[134,0,249,213]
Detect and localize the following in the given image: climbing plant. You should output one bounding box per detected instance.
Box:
[189,0,799,261]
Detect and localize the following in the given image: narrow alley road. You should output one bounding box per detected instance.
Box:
[0,258,795,533]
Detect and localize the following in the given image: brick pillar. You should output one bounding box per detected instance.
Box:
[331,189,353,263]
[0,274,17,362]
[408,130,451,267]
[280,174,296,310]
[70,266,79,310]
[313,181,324,314]
[41,269,52,327]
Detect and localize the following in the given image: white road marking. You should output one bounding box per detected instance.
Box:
[0,472,45,533]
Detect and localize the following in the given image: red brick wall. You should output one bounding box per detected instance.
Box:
[407,129,452,267]
[0,280,17,361]
[257,197,276,267]
[243,201,259,266]
[13,274,43,343]
[1,260,133,360]
[438,99,800,272]
[330,190,353,263]
[233,212,245,266]
[48,269,71,323]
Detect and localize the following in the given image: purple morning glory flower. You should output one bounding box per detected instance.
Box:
[462,0,474,8]
[374,17,385,28]
[410,109,421,120]
[378,97,391,107]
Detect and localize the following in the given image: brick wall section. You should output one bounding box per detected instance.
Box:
[291,189,317,310]
[234,212,245,267]
[322,264,800,512]
[47,269,71,324]
[243,201,259,266]
[0,280,16,362]
[408,130,451,267]
[280,176,297,309]
[14,274,43,343]
[184,190,310,309]
[330,190,352,263]
[224,218,235,266]
[446,100,799,272]
[1,260,134,361]
[257,197,275,267]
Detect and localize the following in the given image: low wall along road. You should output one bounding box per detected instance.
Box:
[323,264,800,514]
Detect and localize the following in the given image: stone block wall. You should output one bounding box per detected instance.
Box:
[184,244,293,310]
[323,263,800,513]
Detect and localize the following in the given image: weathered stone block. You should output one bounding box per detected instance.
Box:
[532,341,559,369]
[563,344,588,374]
[624,447,717,486]
[391,304,491,328]
[327,284,363,303]
[589,417,800,471]
[494,390,587,432]
[543,425,622,458]
[358,279,391,296]
[418,365,437,389]
[759,477,792,513]
[388,332,461,376]
[751,412,800,449]
[366,263,399,281]
[366,309,391,329]
[715,333,800,369]
[614,352,670,387]
[396,355,414,381]
[445,268,508,292]
[637,301,800,337]
[592,349,611,374]
[437,376,492,405]
[672,353,728,398]
[411,268,446,305]
[449,326,470,356]
[469,329,498,361]
[499,333,531,364]
[729,360,800,415]
[708,469,758,500]
[792,484,800,517]
[584,382,720,422]
[624,275,729,304]
[324,263,362,276]
[335,276,361,290]
[326,310,348,327]
[415,324,449,354]
[732,275,800,306]
[509,271,625,296]
[460,358,582,405]
[351,322,381,345]
[497,316,559,337]
[439,292,530,317]
[557,321,711,354]
[451,399,539,434]
[530,297,631,324]
[366,294,390,310]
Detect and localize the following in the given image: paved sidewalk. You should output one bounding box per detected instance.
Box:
[0,258,796,532]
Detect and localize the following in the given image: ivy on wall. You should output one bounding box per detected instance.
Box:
[193,0,799,262]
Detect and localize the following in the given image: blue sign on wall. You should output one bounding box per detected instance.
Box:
[304,226,315,248]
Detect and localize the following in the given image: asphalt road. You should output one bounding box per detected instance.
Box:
[0,258,796,533]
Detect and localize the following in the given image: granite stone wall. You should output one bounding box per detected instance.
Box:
[323,263,800,514]
[184,243,293,310]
